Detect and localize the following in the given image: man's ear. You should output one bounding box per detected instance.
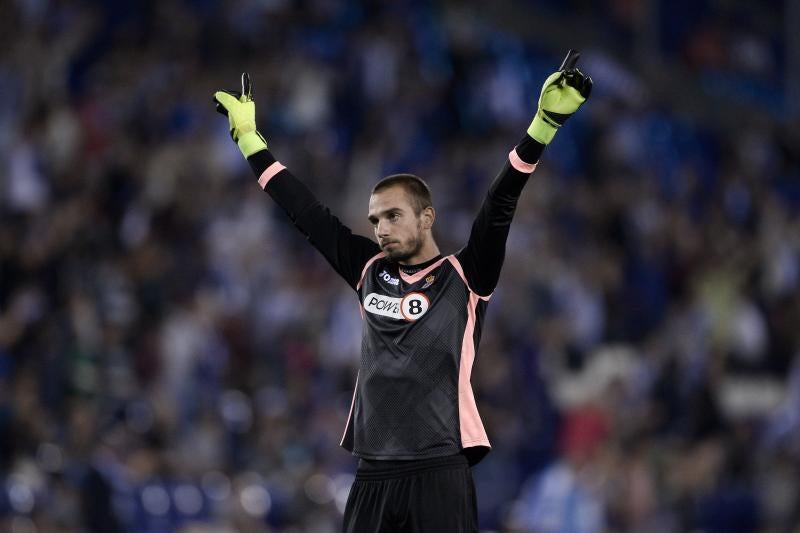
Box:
[421,206,435,230]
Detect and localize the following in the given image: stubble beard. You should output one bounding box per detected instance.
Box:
[386,225,425,263]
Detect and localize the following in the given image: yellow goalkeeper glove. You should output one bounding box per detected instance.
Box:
[213,72,268,158]
[528,50,593,145]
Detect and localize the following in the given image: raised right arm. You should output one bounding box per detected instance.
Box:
[213,74,380,290]
[248,150,381,289]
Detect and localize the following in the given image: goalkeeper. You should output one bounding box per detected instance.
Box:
[213,51,591,533]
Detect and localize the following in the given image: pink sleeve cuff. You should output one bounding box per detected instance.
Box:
[508,149,537,174]
[258,162,286,189]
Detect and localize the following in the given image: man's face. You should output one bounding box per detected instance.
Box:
[368,185,427,263]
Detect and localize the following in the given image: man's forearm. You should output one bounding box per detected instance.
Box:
[246,149,381,290]
[456,137,544,297]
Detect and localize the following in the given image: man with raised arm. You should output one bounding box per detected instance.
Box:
[213,51,591,533]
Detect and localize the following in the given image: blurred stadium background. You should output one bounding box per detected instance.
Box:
[2,0,799,531]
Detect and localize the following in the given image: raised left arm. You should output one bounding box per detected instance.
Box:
[456,50,592,296]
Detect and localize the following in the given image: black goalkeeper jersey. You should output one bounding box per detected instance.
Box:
[246,140,541,465]
[346,252,491,464]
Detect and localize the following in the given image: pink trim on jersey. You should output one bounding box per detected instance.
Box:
[458,292,490,449]
[398,256,449,284]
[356,252,387,291]
[446,256,491,301]
[508,149,537,174]
[258,162,286,189]
[340,371,359,447]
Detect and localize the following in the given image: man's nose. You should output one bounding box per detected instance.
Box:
[376,220,389,237]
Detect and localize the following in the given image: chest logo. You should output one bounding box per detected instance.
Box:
[363,292,430,321]
[378,270,400,286]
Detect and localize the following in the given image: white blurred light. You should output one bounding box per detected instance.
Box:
[240,485,271,517]
[8,481,34,514]
[142,485,171,516]
[120,206,151,248]
[174,484,203,516]
[332,474,354,515]
[201,471,231,501]
[219,389,253,433]
[36,442,64,473]
[304,473,334,505]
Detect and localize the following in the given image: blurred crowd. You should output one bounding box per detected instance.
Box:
[1,0,799,531]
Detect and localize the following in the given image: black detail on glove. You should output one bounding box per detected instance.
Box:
[542,68,593,127]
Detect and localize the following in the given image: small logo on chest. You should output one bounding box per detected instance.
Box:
[364,292,430,321]
[378,270,400,286]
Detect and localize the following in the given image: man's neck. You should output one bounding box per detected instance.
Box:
[398,253,442,275]
[398,242,440,267]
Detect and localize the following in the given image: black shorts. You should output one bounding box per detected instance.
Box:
[342,453,478,533]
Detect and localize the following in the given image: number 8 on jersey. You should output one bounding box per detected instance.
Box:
[400,292,430,321]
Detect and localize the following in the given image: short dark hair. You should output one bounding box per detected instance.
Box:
[371,174,433,215]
